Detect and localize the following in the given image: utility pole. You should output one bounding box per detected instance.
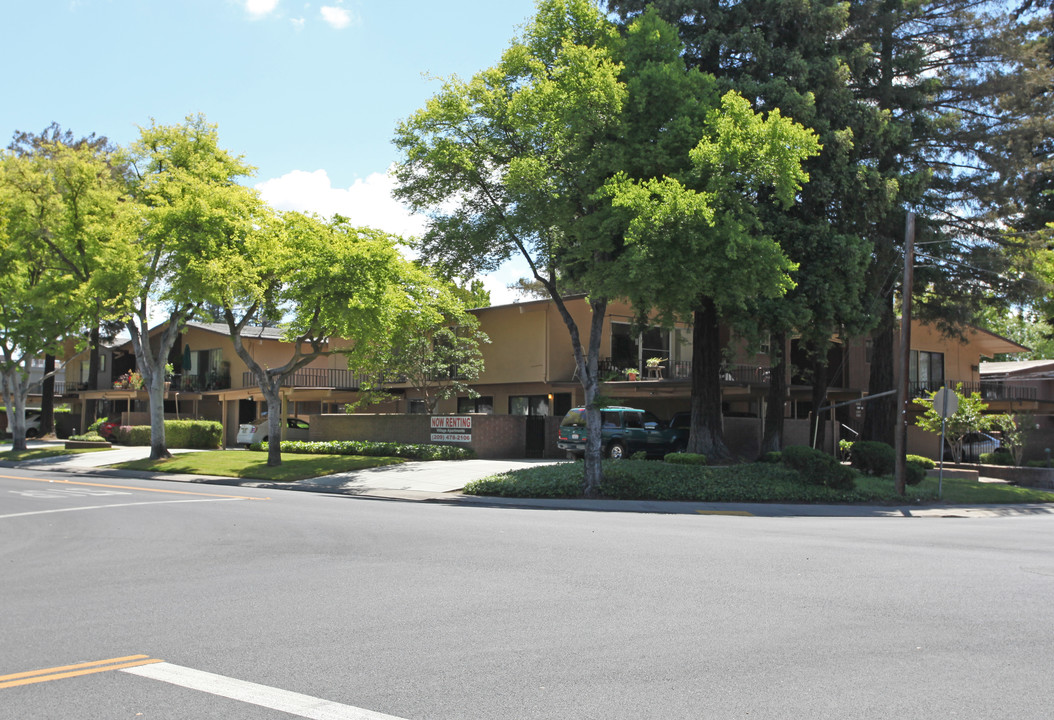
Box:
[894,211,916,495]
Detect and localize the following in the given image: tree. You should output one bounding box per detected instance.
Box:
[4,125,134,430]
[394,0,636,494]
[601,91,820,458]
[990,413,1032,465]
[395,1,816,487]
[0,154,92,449]
[913,384,991,463]
[207,211,456,466]
[121,115,260,460]
[355,275,489,415]
[608,0,873,455]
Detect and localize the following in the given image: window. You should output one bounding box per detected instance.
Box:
[909,350,944,391]
[612,322,673,367]
[509,395,550,416]
[457,396,493,414]
[408,399,427,414]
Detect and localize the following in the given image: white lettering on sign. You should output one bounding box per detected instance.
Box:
[429,416,472,430]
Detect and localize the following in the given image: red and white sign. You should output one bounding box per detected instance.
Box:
[430,416,472,443]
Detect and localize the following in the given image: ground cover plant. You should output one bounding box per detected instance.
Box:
[463,459,1054,505]
[114,450,406,483]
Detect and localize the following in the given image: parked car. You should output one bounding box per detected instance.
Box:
[557,406,688,459]
[236,416,310,447]
[945,432,1001,463]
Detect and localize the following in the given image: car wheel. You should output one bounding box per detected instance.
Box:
[607,442,626,459]
[26,429,39,438]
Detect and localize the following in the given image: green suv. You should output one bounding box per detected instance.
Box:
[557,406,688,459]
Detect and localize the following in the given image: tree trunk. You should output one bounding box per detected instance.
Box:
[128,312,183,461]
[2,367,30,452]
[147,373,170,460]
[263,382,284,467]
[688,298,731,461]
[810,351,830,451]
[86,324,101,426]
[760,332,788,456]
[863,297,896,446]
[40,354,56,437]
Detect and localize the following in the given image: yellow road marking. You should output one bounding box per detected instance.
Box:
[0,475,267,501]
[0,655,163,689]
[696,510,754,516]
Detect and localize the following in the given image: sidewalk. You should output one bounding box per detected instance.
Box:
[4,441,1053,517]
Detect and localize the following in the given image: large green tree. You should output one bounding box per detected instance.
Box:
[0,153,95,450]
[121,115,261,460]
[394,0,815,490]
[4,125,134,431]
[610,0,874,453]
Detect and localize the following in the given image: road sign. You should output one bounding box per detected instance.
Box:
[933,388,958,418]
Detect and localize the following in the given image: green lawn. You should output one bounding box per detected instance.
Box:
[464,460,1054,505]
[0,447,110,462]
[114,450,406,482]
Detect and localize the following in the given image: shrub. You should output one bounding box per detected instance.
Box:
[164,420,223,449]
[904,460,928,486]
[1027,459,1054,468]
[112,421,221,448]
[780,445,856,490]
[69,432,107,442]
[759,451,782,464]
[87,417,109,435]
[630,450,648,460]
[979,448,1014,466]
[905,454,935,470]
[664,452,706,465]
[850,441,895,476]
[115,425,152,445]
[257,439,476,461]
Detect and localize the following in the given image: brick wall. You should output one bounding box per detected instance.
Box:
[310,414,533,459]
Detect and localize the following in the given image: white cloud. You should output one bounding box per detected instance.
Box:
[290,17,305,30]
[256,168,526,307]
[244,0,280,17]
[256,168,427,240]
[319,5,353,29]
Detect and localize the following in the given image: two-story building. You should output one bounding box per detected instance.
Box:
[59,297,1029,458]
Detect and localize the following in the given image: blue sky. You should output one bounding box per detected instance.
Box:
[2,0,542,302]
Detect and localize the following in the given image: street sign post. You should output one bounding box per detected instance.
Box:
[933,387,958,498]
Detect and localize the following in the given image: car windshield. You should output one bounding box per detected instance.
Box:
[561,409,587,428]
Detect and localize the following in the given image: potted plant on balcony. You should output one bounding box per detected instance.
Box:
[164,363,173,392]
[625,367,639,381]
[645,356,665,379]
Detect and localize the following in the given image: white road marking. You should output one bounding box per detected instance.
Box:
[0,498,243,519]
[122,662,410,720]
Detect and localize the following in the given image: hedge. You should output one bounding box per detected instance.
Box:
[114,420,223,449]
[664,452,707,465]
[253,439,476,461]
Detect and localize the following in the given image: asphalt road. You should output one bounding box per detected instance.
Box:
[2,465,1053,719]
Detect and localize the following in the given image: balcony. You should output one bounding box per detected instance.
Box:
[598,358,771,384]
[909,381,1037,403]
[240,368,373,390]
